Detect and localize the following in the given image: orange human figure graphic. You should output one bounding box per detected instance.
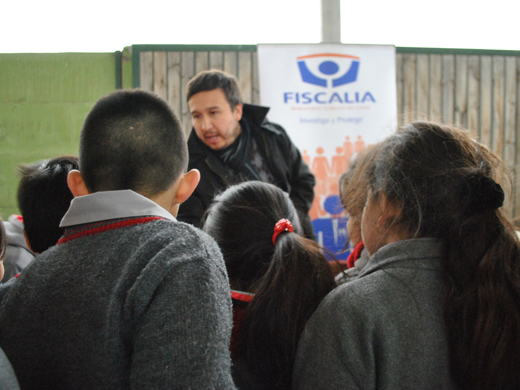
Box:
[355,135,365,153]
[330,146,346,194]
[343,136,354,168]
[311,147,331,198]
[309,194,327,221]
[302,150,311,166]
[329,181,339,197]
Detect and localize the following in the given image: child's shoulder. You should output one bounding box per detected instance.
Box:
[145,218,223,262]
[133,219,227,285]
[153,218,216,245]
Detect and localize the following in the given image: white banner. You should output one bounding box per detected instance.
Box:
[258,44,397,259]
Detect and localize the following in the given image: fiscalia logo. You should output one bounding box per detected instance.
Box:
[297,53,360,88]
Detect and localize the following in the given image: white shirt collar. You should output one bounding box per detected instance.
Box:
[60,190,176,227]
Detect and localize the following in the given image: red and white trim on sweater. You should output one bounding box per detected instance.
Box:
[57,217,166,245]
[347,241,365,269]
[230,290,255,302]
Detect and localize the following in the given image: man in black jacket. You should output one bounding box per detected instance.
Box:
[177,70,316,238]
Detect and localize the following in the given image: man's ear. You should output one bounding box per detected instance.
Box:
[174,169,200,205]
[234,103,243,122]
[67,170,90,197]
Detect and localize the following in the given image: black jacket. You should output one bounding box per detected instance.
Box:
[178,104,316,236]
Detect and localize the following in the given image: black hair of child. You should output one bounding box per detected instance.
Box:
[203,181,336,390]
[80,89,187,196]
[17,156,79,253]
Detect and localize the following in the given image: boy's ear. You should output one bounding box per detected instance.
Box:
[67,170,90,197]
[174,169,200,205]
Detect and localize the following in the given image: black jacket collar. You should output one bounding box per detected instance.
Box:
[241,103,270,126]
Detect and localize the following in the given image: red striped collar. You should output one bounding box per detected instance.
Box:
[230,290,255,302]
[58,216,166,245]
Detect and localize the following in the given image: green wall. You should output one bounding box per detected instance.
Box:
[0,52,121,219]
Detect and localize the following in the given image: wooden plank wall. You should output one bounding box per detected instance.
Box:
[138,47,520,221]
[139,50,259,136]
[396,52,520,219]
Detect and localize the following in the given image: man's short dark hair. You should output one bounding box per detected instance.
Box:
[17,156,79,253]
[186,70,243,110]
[80,89,187,196]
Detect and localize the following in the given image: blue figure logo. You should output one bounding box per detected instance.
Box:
[297,53,360,88]
[312,195,349,260]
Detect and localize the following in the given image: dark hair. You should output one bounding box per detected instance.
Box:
[0,218,6,261]
[186,70,243,110]
[369,121,520,390]
[203,181,336,389]
[17,156,79,253]
[80,89,186,196]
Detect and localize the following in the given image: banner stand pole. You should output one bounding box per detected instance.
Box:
[321,0,341,43]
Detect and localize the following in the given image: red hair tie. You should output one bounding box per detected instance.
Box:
[272,219,294,245]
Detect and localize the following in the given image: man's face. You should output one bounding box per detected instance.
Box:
[188,88,243,150]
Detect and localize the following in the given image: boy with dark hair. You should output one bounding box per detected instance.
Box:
[179,69,316,238]
[17,156,79,254]
[0,90,236,389]
[2,156,77,283]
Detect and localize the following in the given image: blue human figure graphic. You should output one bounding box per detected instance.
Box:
[312,195,349,260]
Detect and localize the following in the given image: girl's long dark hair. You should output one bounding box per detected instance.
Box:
[370,122,520,390]
[203,181,336,389]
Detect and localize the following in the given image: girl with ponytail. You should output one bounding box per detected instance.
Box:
[294,122,520,390]
[203,181,336,390]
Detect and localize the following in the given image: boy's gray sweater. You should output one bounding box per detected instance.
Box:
[0,217,236,389]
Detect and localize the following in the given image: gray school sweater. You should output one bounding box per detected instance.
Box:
[0,214,236,389]
[293,238,457,390]
[0,347,20,389]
